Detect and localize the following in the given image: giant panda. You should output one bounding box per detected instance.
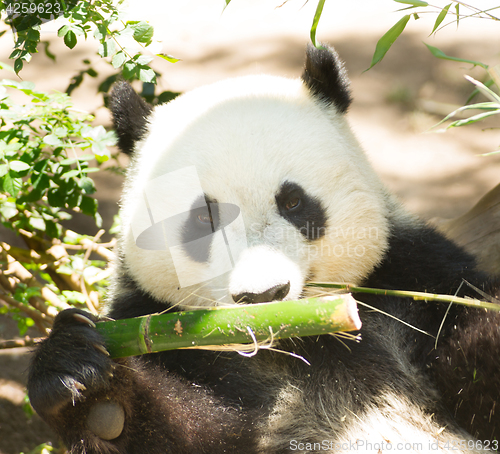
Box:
[28,45,500,454]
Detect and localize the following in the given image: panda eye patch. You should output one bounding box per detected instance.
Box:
[181,195,219,263]
[276,181,327,240]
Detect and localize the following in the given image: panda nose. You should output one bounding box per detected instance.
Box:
[232,281,291,304]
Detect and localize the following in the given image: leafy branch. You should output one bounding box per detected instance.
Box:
[0,79,116,343]
[1,0,179,85]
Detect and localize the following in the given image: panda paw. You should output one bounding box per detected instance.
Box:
[27,308,115,418]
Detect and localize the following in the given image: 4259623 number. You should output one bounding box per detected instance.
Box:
[4,0,64,17]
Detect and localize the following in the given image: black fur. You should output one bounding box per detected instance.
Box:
[275,181,327,240]
[109,82,153,155]
[301,44,352,114]
[361,222,500,440]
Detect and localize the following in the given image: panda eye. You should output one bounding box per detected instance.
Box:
[284,196,301,211]
[197,213,212,225]
[275,181,327,241]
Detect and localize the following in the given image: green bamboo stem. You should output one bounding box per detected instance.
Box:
[307,282,500,311]
[95,295,360,358]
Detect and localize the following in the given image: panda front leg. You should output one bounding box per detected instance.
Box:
[431,307,500,442]
[28,308,258,454]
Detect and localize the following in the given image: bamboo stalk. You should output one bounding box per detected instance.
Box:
[306,282,500,311]
[95,295,360,359]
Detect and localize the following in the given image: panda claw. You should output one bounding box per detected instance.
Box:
[73,313,97,328]
[73,380,87,392]
[93,343,110,357]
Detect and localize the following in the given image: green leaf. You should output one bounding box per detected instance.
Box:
[393,0,428,5]
[424,43,488,69]
[17,317,35,336]
[367,15,411,70]
[430,4,451,35]
[94,24,107,41]
[64,30,77,49]
[447,110,500,129]
[9,49,22,60]
[9,160,30,172]
[45,220,62,238]
[58,25,71,37]
[0,61,14,73]
[43,134,63,146]
[98,39,116,58]
[29,216,46,231]
[62,290,86,305]
[79,176,96,194]
[61,169,81,180]
[1,172,19,197]
[0,164,8,177]
[111,51,127,68]
[27,28,40,43]
[310,0,325,48]
[80,195,98,216]
[156,53,179,63]
[122,60,136,79]
[47,188,66,207]
[464,75,500,104]
[432,102,500,129]
[33,173,50,191]
[130,21,154,44]
[14,58,23,74]
[134,55,154,65]
[138,66,156,83]
[0,201,18,220]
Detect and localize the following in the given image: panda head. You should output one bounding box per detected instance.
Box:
[110,45,392,308]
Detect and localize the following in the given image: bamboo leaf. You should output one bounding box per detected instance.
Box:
[431,102,500,129]
[446,110,500,129]
[367,15,411,70]
[430,3,451,35]
[466,79,494,104]
[156,53,180,63]
[424,44,488,69]
[310,0,326,48]
[464,75,500,104]
[95,295,361,358]
[393,0,428,6]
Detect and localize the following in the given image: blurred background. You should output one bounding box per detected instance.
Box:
[1,0,500,452]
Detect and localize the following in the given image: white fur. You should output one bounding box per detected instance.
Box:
[119,74,392,308]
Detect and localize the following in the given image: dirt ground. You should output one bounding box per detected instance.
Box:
[1,1,500,453]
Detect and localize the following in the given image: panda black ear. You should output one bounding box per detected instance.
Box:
[109,82,153,155]
[301,44,352,114]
